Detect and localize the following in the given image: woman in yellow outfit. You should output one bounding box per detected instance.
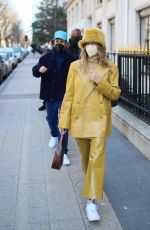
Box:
[58,28,121,221]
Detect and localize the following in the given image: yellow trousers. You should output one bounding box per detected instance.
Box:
[76,137,106,200]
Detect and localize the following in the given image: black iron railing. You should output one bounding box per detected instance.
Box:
[107,52,150,124]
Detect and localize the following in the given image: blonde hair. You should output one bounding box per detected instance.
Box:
[80,44,110,72]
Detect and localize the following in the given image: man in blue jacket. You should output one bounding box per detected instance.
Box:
[32,30,74,165]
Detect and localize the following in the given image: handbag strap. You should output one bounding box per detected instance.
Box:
[59,134,64,146]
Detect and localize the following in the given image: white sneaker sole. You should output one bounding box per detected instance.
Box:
[87,216,100,222]
[63,162,71,166]
[63,159,71,165]
[48,143,57,148]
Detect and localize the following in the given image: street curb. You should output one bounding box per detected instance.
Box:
[112,106,150,160]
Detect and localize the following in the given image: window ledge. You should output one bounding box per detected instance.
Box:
[96,3,102,9]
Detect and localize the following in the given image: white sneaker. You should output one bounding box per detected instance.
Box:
[86,200,100,222]
[48,137,58,148]
[63,154,71,165]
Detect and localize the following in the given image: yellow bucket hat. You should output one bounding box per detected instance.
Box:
[78,28,106,49]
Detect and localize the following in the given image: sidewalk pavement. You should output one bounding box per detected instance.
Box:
[0,54,123,230]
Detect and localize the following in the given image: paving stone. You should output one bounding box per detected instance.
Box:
[16,183,47,209]
[20,164,45,184]
[0,209,15,226]
[48,191,81,221]
[0,226,13,230]
[22,145,42,154]
[19,172,45,185]
[0,159,20,167]
[21,151,43,159]
[14,223,50,230]
[20,157,43,169]
[0,197,16,211]
[15,207,49,224]
[50,219,86,230]
[46,173,74,195]
[0,152,21,161]
[0,175,18,186]
[0,185,17,210]
[17,194,47,209]
[19,158,44,172]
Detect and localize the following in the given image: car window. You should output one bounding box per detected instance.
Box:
[13,48,21,53]
[0,53,7,61]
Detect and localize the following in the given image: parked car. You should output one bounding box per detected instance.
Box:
[21,47,29,58]
[0,56,7,83]
[0,48,18,69]
[4,48,18,68]
[13,47,23,62]
[0,52,12,74]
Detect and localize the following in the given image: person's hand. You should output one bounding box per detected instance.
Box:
[39,66,48,73]
[89,72,100,84]
[59,128,67,135]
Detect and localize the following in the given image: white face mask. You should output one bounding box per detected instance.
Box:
[85,44,98,57]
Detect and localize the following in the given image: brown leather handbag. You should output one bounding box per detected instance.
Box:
[51,135,64,170]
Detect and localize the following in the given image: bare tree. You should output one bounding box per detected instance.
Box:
[0,0,23,47]
[53,0,58,32]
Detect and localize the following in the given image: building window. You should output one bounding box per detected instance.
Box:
[81,0,84,18]
[71,7,74,23]
[97,22,102,29]
[76,3,78,20]
[140,7,150,50]
[97,0,102,4]
[109,17,115,52]
[86,16,92,27]
[68,11,70,25]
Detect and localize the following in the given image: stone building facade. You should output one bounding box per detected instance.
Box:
[65,0,150,52]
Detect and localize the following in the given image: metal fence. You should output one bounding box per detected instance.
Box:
[108,52,150,124]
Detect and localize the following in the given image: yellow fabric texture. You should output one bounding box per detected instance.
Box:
[58,55,121,200]
[58,59,121,138]
[78,28,106,49]
[76,137,106,200]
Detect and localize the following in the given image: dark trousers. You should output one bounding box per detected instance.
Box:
[45,100,68,154]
